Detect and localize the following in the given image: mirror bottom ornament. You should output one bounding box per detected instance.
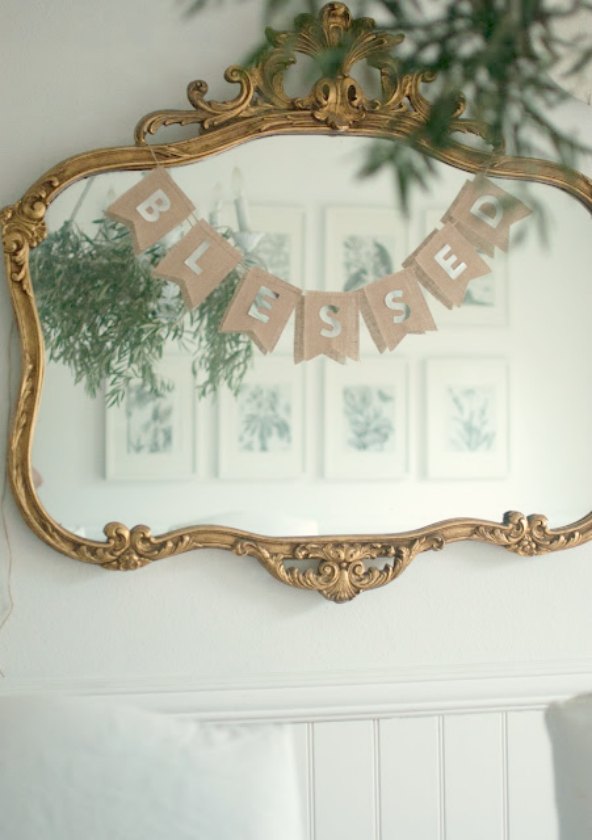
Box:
[3,340,589,602]
[24,512,581,603]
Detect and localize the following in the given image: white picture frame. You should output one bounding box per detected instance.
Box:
[422,206,508,327]
[425,358,509,479]
[218,354,304,479]
[248,205,305,286]
[219,202,304,285]
[105,353,195,480]
[324,206,408,293]
[323,358,408,479]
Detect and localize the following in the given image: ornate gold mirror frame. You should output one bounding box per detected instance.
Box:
[2,2,592,602]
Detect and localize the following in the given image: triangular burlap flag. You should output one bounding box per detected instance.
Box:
[219,267,302,353]
[106,169,196,253]
[404,224,491,309]
[360,268,437,352]
[153,220,242,310]
[442,175,532,255]
[294,291,359,364]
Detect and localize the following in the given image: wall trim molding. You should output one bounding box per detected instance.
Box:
[1,660,591,722]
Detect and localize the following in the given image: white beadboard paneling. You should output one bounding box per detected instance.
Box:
[443,713,505,840]
[507,710,558,840]
[379,715,441,840]
[312,720,377,840]
[291,723,315,840]
[0,667,584,840]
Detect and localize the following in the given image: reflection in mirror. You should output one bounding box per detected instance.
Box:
[29,135,592,541]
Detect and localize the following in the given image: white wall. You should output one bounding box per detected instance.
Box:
[2,0,592,695]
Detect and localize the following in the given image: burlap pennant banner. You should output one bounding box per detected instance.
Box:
[219,267,302,353]
[106,169,196,254]
[404,224,491,309]
[442,175,532,256]
[360,268,437,352]
[106,171,531,364]
[153,220,242,310]
[295,292,359,364]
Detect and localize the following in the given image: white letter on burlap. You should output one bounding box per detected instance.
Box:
[403,225,491,309]
[220,267,302,353]
[319,305,342,338]
[360,268,437,352]
[136,189,172,223]
[434,244,467,280]
[153,220,242,310]
[294,292,359,363]
[384,290,410,324]
[442,175,531,255]
[248,287,279,323]
[470,194,503,229]
[106,169,196,253]
[183,241,211,275]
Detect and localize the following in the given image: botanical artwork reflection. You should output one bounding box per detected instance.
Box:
[342,386,395,452]
[126,383,174,455]
[238,384,292,453]
[342,234,395,291]
[464,272,495,307]
[324,360,406,479]
[256,232,291,280]
[447,386,495,452]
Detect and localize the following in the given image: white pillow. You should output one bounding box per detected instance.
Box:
[545,693,592,840]
[0,694,305,840]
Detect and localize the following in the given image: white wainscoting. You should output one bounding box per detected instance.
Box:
[3,662,592,840]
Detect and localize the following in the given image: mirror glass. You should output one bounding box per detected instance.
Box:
[29,135,592,539]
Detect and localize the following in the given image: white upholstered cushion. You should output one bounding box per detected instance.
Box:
[0,694,305,840]
[546,693,592,840]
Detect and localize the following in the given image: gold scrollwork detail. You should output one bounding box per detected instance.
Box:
[77,523,226,571]
[135,2,484,141]
[76,523,152,571]
[1,177,58,294]
[473,510,583,556]
[234,536,445,603]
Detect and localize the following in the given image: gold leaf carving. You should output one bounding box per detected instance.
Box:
[135,2,484,141]
[1,178,58,294]
[234,536,445,602]
[473,510,583,557]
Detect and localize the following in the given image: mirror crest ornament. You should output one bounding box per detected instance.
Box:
[137,2,463,138]
[2,3,592,603]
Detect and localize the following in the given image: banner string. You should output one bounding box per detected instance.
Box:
[147,140,166,172]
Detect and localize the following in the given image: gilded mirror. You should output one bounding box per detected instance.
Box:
[2,3,592,602]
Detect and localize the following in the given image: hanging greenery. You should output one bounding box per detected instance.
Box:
[29,216,253,406]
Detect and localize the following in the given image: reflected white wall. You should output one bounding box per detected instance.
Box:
[31,137,592,535]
